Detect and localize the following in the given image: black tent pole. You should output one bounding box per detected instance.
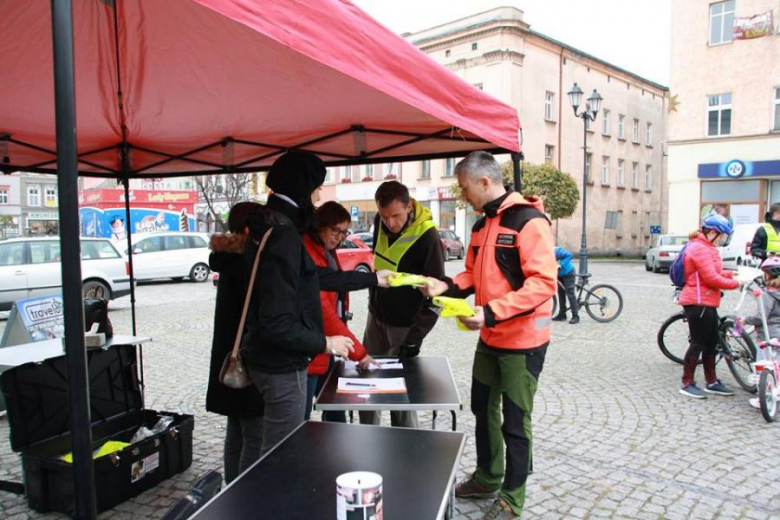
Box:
[512,151,524,193]
[51,1,97,519]
[120,146,137,336]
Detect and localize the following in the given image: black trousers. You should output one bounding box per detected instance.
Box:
[682,305,719,386]
[556,273,578,317]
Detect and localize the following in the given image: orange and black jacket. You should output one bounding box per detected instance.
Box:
[444,192,557,352]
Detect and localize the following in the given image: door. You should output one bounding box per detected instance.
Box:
[26,240,63,298]
[0,242,29,308]
[130,236,165,279]
[163,234,190,277]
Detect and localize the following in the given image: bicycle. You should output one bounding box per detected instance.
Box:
[551,273,623,323]
[657,283,758,393]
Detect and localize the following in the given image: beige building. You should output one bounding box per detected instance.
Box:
[668,0,780,233]
[324,7,668,255]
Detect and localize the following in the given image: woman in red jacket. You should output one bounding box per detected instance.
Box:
[303,202,376,421]
[679,214,739,399]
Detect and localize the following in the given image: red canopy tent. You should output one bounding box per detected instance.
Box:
[1,1,521,518]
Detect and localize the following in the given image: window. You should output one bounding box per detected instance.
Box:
[366,164,375,180]
[471,42,478,51]
[774,87,780,131]
[644,211,651,237]
[0,242,25,266]
[27,186,41,207]
[709,0,735,45]
[632,162,639,189]
[445,49,451,58]
[0,188,7,205]
[188,236,208,248]
[632,118,640,143]
[165,235,188,250]
[605,211,619,230]
[585,116,593,132]
[602,109,611,135]
[82,241,120,260]
[339,239,359,250]
[601,156,610,185]
[544,91,555,121]
[617,159,625,187]
[136,236,163,254]
[444,158,455,177]
[585,154,592,182]
[645,122,653,146]
[708,93,732,136]
[544,145,554,165]
[385,162,399,178]
[473,83,483,91]
[618,114,626,139]
[324,168,334,183]
[616,211,624,238]
[631,211,639,237]
[645,165,653,191]
[421,161,431,179]
[30,241,60,264]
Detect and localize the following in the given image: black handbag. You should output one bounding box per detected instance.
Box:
[83,297,113,339]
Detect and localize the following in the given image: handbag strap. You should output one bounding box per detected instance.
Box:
[231,228,273,360]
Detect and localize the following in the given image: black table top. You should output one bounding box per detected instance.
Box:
[192,421,466,520]
[314,356,462,411]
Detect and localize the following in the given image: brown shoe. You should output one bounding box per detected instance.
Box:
[482,498,519,520]
[455,474,499,499]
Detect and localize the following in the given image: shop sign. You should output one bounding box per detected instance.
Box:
[0,295,65,348]
[27,211,58,220]
[733,11,774,40]
[698,159,780,179]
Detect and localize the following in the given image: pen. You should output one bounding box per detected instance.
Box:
[345,382,376,387]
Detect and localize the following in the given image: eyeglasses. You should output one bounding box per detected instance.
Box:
[329,227,350,238]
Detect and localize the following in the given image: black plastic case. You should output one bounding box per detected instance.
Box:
[0,343,194,516]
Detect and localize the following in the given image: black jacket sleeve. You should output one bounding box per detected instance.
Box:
[254,227,326,356]
[318,267,378,292]
[403,228,446,347]
[751,226,768,261]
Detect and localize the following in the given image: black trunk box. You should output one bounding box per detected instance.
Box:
[0,343,194,516]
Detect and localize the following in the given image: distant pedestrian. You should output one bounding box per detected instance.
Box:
[552,246,579,324]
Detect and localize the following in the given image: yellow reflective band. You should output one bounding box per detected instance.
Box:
[763,223,780,253]
[388,272,432,288]
[432,296,475,331]
[374,219,437,272]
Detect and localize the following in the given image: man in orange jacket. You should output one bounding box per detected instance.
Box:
[425,151,557,520]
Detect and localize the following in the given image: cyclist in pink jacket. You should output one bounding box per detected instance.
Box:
[679,214,740,399]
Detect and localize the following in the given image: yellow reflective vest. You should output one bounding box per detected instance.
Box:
[763,223,780,254]
[374,200,437,272]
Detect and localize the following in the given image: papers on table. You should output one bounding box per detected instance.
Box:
[337,377,407,394]
[344,358,403,371]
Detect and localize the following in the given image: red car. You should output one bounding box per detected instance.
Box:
[213,235,373,288]
[439,229,465,261]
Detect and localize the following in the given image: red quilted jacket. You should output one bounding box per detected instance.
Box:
[678,234,738,308]
[303,234,367,375]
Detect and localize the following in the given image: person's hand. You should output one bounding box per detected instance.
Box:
[357,355,378,370]
[458,306,485,330]
[419,277,448,298]
[398,343,421,360]
[375,269,394,288]
[327,336,355,358]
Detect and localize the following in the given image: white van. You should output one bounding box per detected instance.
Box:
[121,232,211,282]
[720,223,762,269]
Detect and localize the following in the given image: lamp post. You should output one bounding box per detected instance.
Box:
[567,83,603,276]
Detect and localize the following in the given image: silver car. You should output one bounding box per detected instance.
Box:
[0,237,132,311]
[645,234,689,273]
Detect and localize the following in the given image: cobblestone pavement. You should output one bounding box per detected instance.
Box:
[1,261,779,519]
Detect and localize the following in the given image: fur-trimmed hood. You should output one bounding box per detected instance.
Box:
[209,233,247,273]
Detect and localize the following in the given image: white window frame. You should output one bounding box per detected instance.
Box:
[645,122,653,146]
[27,185,41,207]
[632,163,639,189]
[45,186,57,207]
[617,159,625,187]
[421,161,431,179]
[707,93,732,137]
[618,114,626,139]
[444,158,455,177]
[773,86,780,132]
[544,145,554,165]
[645,165,653,191]
[632,119,640,143]
[585,153,592,182]
[709,0,735,46]
[602,109,611,135]
[601,156,610,185]
[544,91,555,121]
[0,188,8,205]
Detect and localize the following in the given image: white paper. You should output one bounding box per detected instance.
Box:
[343,359,402,371]
[337,377,407,394]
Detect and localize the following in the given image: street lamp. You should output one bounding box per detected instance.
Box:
[567,83,603,276]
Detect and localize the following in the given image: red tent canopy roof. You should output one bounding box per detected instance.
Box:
[1,0,520,177]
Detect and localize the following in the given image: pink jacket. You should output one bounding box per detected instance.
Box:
[678,234,738,308]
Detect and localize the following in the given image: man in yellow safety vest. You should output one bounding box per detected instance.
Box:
[751,202,780,261]
[358,181,445,428]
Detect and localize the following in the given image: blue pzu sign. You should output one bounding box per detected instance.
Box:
[350,206,359,220]
[650,225,661,234]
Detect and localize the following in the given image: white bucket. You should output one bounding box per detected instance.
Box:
[336,471,383,520]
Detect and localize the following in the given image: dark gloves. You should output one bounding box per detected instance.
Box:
[398,343,421,360]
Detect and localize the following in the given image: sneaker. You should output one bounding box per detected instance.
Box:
[552,315,567,322]
[680,383,707,399]
[482,498,519,520]
[569,315,580,325]
[704,380,735,396]
[455,474,499,499]
[749,397,761,410]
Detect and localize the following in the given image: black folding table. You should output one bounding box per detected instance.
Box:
[314,356,462,431]
[191,421,466,520]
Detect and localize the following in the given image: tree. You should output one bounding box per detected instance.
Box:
[195,173,251,232]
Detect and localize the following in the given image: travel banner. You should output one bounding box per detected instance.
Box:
[733,11,774,40]
[0,295,65,348]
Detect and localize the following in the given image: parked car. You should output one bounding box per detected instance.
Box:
[121,232,211,282]
[350,232,374,250]
[0,237,131,311]
[720,223,762,270]
[439,229,465,261]
[338,236,374,273]
[645,234,689,273]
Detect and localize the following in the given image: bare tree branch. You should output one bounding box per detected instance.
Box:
[195,173,252,232]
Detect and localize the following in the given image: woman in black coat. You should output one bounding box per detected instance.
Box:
[206,201,264,483]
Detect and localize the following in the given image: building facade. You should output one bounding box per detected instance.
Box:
[668,0,780,233]
[20,172,60,236]
[0,173,22,238]
[324,7,668,255]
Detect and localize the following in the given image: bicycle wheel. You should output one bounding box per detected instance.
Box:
[583,284,623,323]
[720,319,757,393]
[758,369,777,423]
[657,313,697,365]
[551,294,558,317]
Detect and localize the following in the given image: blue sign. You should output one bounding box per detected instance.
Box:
[698,159,780,179]
[350,206,359,220]
[650,225,662,234]
[0,294,65,348]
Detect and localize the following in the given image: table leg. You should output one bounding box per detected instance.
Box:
[451,411,457,432]
[447,476,455,519]
[432,410,437,430]
[349,411,354,424]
